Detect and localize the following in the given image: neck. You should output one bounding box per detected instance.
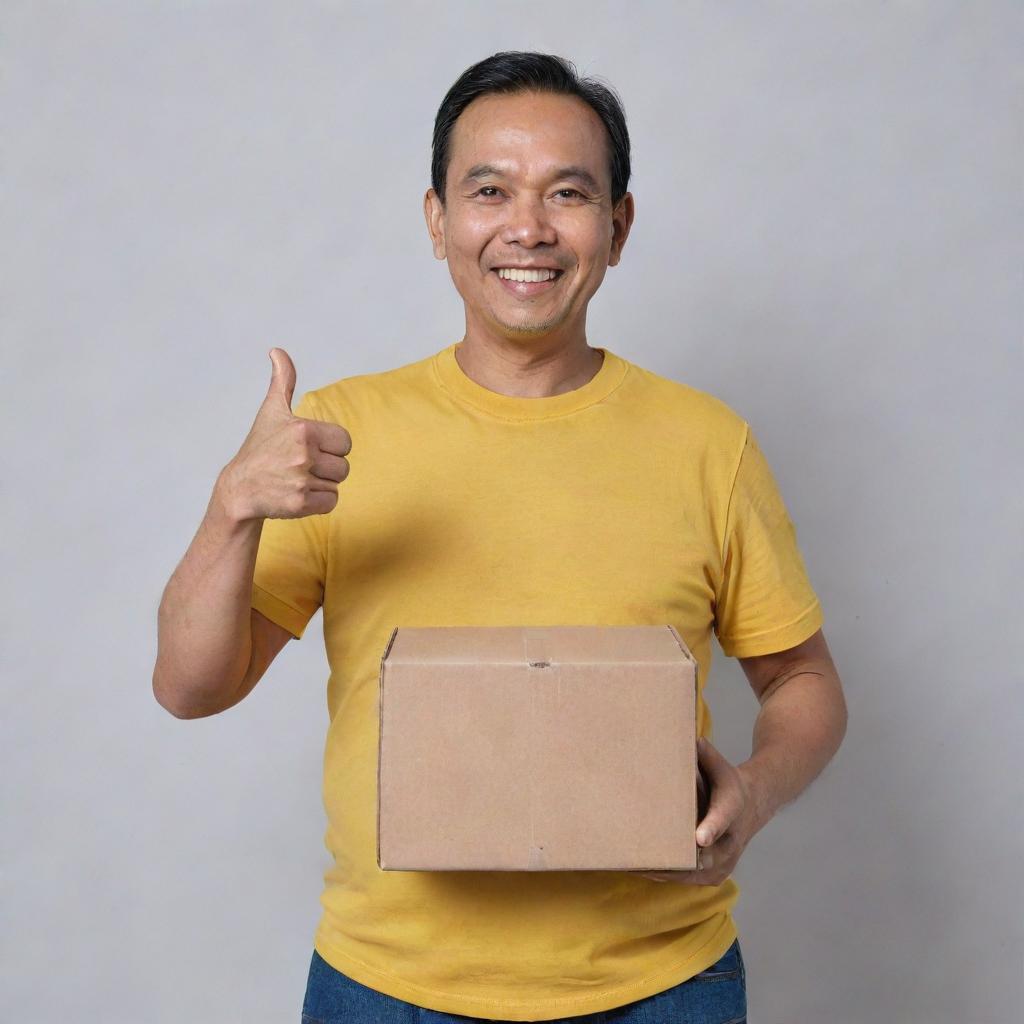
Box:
[454,333,604,399]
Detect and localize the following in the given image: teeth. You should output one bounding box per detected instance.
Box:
[496,268,558,283]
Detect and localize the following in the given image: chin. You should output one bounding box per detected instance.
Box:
[493,312,567,337]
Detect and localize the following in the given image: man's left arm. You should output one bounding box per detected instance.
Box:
[638,627,847,885]
[731,626,848,836]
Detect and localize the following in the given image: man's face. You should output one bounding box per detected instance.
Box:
[424,90,634,345]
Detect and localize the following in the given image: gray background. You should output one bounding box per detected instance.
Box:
[3,2,1021,1022]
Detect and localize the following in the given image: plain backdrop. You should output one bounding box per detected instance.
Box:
[3,2,1021,1022]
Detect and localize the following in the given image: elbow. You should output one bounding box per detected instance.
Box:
[829,676,850,756]
[152,666,221,720]
[152,671,190,719]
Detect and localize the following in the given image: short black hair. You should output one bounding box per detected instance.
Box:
[431,51,631,208]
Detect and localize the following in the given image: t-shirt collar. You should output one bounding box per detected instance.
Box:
[432,341,628,422]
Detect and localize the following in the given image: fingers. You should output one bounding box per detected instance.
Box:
[313,421,352,457]
[632,833,737,886]
[633,865,707,885]
[310,450,350,484]
[306,422,352,482]
[303,488,339,516]
[695,738,742,847]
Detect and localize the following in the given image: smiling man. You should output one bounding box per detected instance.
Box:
[423,85,633,393]
[154,51,846,1024]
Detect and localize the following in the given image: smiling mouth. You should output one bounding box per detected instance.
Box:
[493,268,565,284]
[491,268,565,296]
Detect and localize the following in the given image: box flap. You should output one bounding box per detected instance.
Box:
[383,624,695,666]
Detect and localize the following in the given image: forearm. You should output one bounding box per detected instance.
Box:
[737,666,848,831]
[153,470,263,718]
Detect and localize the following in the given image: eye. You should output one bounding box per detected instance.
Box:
[556,188,585,199]
[474,186,502,198]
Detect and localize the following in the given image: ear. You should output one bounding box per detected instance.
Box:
[423,188,447,260]
[608,192,635,267]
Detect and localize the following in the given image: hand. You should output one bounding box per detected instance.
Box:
[217,348,352,522]
[632,737,765,887]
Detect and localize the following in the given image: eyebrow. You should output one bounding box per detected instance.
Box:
[460,163,603,193]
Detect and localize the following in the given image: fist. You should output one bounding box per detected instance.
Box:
[219,348,352,522]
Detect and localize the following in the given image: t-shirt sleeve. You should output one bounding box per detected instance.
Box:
[714,424,824,658]
[250,390,329,639]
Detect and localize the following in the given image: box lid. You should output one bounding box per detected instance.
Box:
[381,624,697,668]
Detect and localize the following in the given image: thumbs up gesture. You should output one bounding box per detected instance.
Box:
[217,348,352,522]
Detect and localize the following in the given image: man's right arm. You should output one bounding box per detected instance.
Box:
[152,481,293,719]
[152,347,351,719]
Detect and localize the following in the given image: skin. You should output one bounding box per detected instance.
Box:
[423,90,634,398]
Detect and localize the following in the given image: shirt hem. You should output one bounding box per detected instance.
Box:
[311,914,738,1021]
[251,584,311,639]
[718,600,824,658]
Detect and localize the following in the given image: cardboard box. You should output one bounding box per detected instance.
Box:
[377,624,703,872]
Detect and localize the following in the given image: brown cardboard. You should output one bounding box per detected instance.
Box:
[377,625,701,872]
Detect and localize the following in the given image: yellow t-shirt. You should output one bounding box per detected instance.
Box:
[252,341,824,1021]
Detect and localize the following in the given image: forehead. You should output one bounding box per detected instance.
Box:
[448,91,610,185]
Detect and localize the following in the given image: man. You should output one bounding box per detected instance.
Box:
[153,51,847,1023]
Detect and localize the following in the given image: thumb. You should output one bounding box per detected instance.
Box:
[695,737,735,847]
[264,347,296,413]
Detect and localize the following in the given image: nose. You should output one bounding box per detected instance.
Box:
[500,192,557,248]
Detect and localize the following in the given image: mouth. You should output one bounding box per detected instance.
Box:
[490,267,565,297]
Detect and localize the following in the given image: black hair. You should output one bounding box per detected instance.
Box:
[431,51,631,208]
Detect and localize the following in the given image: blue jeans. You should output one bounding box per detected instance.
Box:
[301,938,746,1023]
